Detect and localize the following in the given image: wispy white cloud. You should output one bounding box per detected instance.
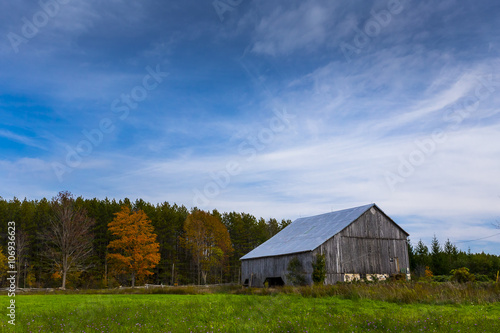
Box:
[250,1,338,56]
[0,129,46,150]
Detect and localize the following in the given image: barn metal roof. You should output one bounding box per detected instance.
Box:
[240,204,376,260]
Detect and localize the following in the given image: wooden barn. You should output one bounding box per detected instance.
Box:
[240,204,410,286]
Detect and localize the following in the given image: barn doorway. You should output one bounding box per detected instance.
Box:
[264,277,285,287]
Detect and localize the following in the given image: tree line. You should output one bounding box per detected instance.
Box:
[0,192,291,289]
[408,236,500,281]
[1,192,498,289]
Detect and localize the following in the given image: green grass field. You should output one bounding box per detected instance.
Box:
[2,292,500,332]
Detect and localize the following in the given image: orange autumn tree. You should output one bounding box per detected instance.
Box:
[0,248,8,285]
[181,210,233,285]
[107,206,160,287]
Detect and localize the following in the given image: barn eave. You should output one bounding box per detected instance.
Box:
[240,250,312,261]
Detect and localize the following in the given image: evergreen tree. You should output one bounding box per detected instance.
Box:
[413,240,430,276]
[312,254,326,284]
[286,257,306,286]
[430,235,446,275]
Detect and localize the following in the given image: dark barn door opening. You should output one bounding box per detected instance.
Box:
[264,277,285,287]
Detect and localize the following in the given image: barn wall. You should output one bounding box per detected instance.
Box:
[314,207,409,283]
[241,252,313,287]
[241,206,410,286]
[342,206,408,240]
[313,234,344,284]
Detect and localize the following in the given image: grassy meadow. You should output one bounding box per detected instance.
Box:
[2,283,500,332]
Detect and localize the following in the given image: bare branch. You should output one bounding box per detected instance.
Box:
[42,191,94,289]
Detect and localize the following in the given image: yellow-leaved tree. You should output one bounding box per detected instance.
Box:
[181,210,233,285]
[107,207,160,287]
[0,248,8,286]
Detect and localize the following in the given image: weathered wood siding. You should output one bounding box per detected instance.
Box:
[312,234,343,284]
[314,206,409,284]
[241,252,313,287]
[242,206,409,286]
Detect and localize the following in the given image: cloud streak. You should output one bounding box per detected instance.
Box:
[0,129,46,150]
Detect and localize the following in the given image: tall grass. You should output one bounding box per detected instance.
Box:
[231,281,500,304]
[298,281,500,304]
[10,281,500,304]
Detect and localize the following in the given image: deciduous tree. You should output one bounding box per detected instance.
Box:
[0,248,8,285]
[181,210,233,285]
[451,267,475,283]
[44,191,94,289]
[107,206,160,287]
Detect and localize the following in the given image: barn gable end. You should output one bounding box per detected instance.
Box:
[312,206,410,284]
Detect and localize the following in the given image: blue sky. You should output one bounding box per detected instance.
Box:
[1,0,499,254]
